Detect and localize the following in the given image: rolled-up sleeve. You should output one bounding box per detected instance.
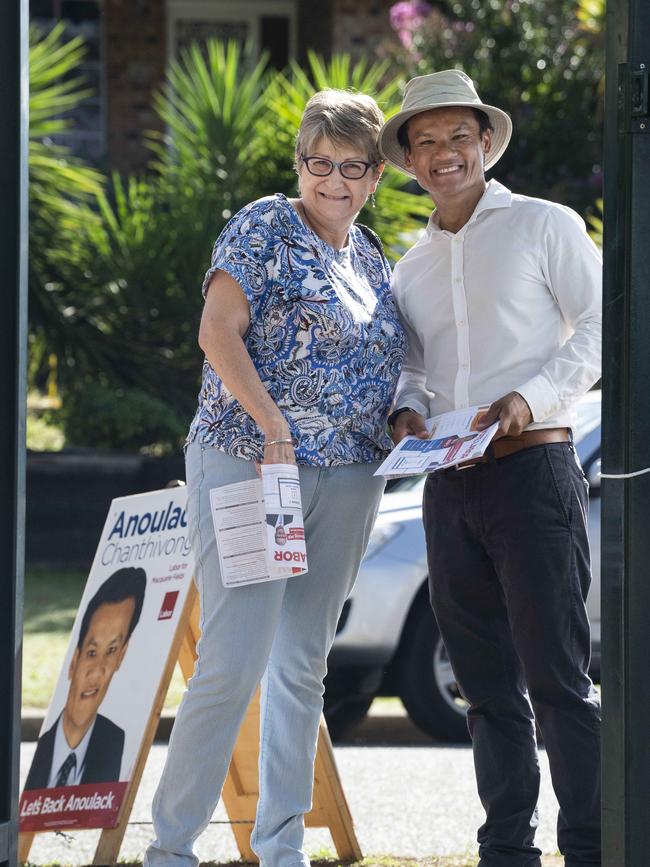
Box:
[515,205,602,423]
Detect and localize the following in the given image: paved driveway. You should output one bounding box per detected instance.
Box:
[20,708,561,865]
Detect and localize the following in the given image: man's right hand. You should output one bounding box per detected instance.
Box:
[390,409,429,445]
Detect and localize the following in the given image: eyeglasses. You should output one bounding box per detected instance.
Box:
[300,154,377,180]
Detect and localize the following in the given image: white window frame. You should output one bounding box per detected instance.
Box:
[166,0,298,64]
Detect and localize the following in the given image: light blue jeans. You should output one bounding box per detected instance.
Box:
[145,443,384,867]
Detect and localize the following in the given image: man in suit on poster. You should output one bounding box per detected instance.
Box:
[25,567,146,789]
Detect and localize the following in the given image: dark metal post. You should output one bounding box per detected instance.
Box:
[601,0,650,864]
[0,2,28,867]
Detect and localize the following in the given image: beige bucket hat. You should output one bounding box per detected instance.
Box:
[379,69,512,176]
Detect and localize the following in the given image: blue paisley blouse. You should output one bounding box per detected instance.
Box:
[186,194,407,466]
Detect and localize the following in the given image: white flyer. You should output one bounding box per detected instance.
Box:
[375,405,500,479]
[209,463,308,588]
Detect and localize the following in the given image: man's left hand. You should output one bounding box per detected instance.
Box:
[476,391,533,439]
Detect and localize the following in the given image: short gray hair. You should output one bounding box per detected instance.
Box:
[295,89,384,166]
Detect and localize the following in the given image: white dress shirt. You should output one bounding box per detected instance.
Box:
[392,180,602,430]
[47,716,96,788]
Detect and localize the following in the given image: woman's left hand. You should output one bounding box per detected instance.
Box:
[262,439,297,466]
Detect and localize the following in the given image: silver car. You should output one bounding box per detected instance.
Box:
[324,391,602,741]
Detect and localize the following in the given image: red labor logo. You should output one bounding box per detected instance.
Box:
[158,590,179,621]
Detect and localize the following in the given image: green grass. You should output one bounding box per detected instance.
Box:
[211,857,561,867]
[306,856,462,867]
[69,860,476,867]
[25,855,564,867]
[311,860,561,867]
[22,568,187,710]
[103,856,564,867]
[23,569,85,708]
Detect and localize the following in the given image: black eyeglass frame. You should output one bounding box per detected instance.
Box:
[299,154,378,180]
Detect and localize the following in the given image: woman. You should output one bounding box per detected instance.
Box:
[145,89,406,867]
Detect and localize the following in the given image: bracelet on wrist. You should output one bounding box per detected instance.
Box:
[264,438,294,447]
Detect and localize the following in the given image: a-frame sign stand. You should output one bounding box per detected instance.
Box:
[19,585,362,865]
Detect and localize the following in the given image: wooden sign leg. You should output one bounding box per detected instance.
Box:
[92,584,198,866]
[227,810,256,862]
[18,832,34,863]
[313,722,362,861]
[176,595,200,683]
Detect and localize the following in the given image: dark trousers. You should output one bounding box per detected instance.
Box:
[423,443,601,867]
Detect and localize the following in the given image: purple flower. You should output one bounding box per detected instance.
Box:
[397,29,414,50]
[390,0,432,39]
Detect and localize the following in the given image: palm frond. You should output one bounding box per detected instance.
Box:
[150,39,270,176]
[29,22,103,234]
[29,23,93,134]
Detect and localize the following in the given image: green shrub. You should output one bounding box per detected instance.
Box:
[59,384,187,453]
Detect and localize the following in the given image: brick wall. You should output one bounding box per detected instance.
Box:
[105,0,167,175]
[331,0,395,60]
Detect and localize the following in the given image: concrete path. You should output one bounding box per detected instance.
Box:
[20,709,562,865]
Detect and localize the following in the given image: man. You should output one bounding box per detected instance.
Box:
[25,567,146,789]
[379,70,601,867]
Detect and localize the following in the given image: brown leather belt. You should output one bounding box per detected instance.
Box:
[453,428,571,471]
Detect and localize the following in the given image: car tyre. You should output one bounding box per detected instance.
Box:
[399,600,471,743]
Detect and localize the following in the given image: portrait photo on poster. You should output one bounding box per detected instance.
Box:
[24,566,147,792]
[20,487,195,832]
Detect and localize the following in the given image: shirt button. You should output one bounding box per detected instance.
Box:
[457,320,465,326]
[461,363,469,369]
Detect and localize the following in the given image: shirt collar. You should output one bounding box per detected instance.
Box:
[427,179,512,236]
[49,714,97,787]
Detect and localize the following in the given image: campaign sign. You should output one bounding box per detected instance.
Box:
[20,487,195,832]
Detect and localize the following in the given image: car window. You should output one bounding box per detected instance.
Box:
[385,474,425,493]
